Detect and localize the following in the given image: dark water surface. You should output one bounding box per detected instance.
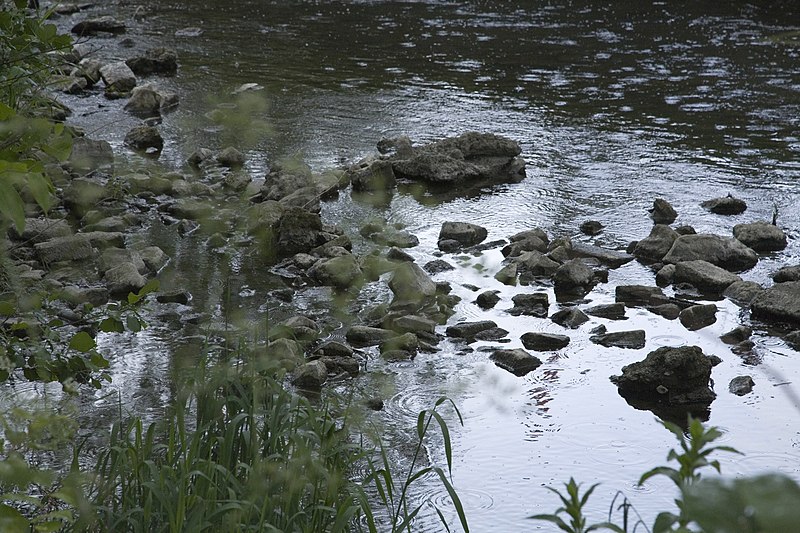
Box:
[24,1,800,531]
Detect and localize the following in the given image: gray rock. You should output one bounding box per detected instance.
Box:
[216,147,245,168]
[733,221,787,252]
[380,332,419,355]
[509,228,549,245]
[424,259,455,274]
[446,320,498,339]
[348,159,396,191]
[438,221,488,248]
[100,61,137,95]
[312,341,354,359]
[773,265,800,283]
[387,247,415,263]
[104,262,147,296]
[507,292,549,317]
[156,290,190,304]
[245,200,284,236]
[679,304,718,331]
[751,282,800,326]
[570,243,633,268]
[663,234,758,272]
[729,376,755,396]
[308,255,363,289]
[73,58,103,85]
[345,326,395,347]
[655,264,676,287]
[319,356,359,375]
[673,260,742,294]
[99,248,146,274]
[124,125,163,152]
[71,16,126,35]
[81,231,125,249]
[650,198,678,224]
[590,330,646,349]
[580,220,604,236]
[494,262,518,285]
[616,285,668,307]
[169,199,213,221]
[490,348,542,376]
[392,132,524,184]
[473,327,509,341]
[388,262,437,307]
[720,326,752,345]
[634,224,678,262]
[261,161,315,201]
[550,307,589,329]
[292,360,327,390]
[515,251,561,278]
[34,235,93,265]
[585,303,627,320]
[385,315,436,335]
[476,290,501,309]
[552,259,594,293]
[10,218,73,243]
[521,332,570,351]
[276,208,324,257]
[723,281,764,306]
[69,137,114,175]
[648,303,682,320]
[125,47,178,76]
[124,84,178,116]
[611,345,716,405]
[785,331,800,351]
[502,235,548,258]
[702,195,747,215]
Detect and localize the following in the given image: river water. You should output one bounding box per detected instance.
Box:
[29,1,800,531]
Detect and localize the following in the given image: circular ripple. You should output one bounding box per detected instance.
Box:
[589,441,653,466]
[733,452,800,478]
[651,335,688,347]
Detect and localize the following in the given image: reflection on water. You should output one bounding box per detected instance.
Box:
[15,0,800,530]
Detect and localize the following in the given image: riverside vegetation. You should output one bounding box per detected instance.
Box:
[2,3,800,532]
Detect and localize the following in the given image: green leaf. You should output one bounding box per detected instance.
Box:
[126,315,142,333]
[0,503,29,533]
[24,172,53,213]
[652,511,679,533]
[99,317,124,333]
[0,179,26,234]
[68,331,95,353]
[0,301,15,316]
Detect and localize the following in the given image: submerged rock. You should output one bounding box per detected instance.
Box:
[570,243,633,268]
[489,348,542,376]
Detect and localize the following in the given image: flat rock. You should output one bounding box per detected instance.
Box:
[34,235,93,265]
[723,281,764,306]
[773,265,800,283]
[438,221,488,248]
[521,332,570,351]
[490,348,542,376]
[570,243,633,268]
[446,320,498,339]
[751,282,800,326]
[125,47,178,76]
[663,234,758,272]
[590,330,646,349]
[673,260,742,294]
[308,255,363,289]
[346,326,395,347]
[71,16,126,35]
[423,259,455,274]
[474,327,509,341]
[616,285,668,307]
[733,221,787,252]
[585,303,627,320]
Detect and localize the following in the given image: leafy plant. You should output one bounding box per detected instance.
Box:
[638,418,740,532]
[529,478,623,533]
[357,396,470,533]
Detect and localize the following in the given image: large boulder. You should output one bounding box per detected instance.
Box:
[673,260,742,294]
[34,235,93,265]
[751,282,800,326]
[124,125,163,153]
[347,159,396,191]
[701,195,746,215]
[552,259,594,293]
[633,224,678,262]
[124,84,179,116]
[391,132,525,184]
[610,345,716,405]
[570,243,633,268]
[733,221,787,252]
[663,234,758,272]
[69,137,114,175]
[515,251,561,278]
[104,262,147,296]
[260,161,315,201]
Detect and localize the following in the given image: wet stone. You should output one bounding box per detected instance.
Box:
[446,320,498,340]
[550,307,589,329]
[292,360,327,390]
[701,195,747,215]
[724,281,764,306]
[585,303,627,320]
[490,348,542,377]
[580,220,604,235]
[424,259,455,274]
[590,330,646,349]
[475,290,501,309]
[731,340,756,356]
[773,265,800,283]
[507,293,549,317]
[650,198,678,224]
[679,304,718,331]
[729,376,755,396]
[521,332,570,351]
[473,327,509,341]
[720,326,752,345]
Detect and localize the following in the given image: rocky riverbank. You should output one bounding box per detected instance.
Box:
[6,3,798,427]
